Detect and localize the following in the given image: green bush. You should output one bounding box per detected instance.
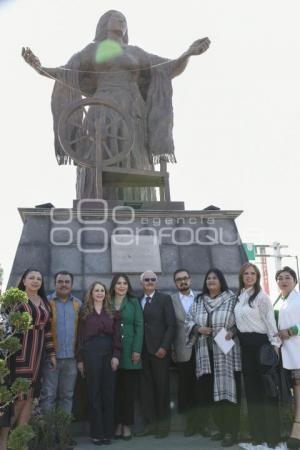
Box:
[28,409,72,450]
[0,288,28,310]
[0,288,34,450]
[8,425,35,450]
[0,288,32,412]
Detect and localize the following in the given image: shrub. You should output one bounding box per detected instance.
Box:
[0,288,34,450]
[8,425,35,450]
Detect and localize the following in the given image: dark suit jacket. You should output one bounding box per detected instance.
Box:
[140,290,176,355]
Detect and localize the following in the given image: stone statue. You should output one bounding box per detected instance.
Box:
[22,10,210,201]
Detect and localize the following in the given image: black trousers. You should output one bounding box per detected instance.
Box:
[140,350,171,432]
[115,369,139,426]
[197,350,241,438]
[83,336,116,440]
[176,349,200,430]
[238,332,281,446]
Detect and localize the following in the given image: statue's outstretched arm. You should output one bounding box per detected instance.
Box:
[22,47,60,79]
[171,37,210,78]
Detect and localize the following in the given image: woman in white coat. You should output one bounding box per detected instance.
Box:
[276,266,300,449]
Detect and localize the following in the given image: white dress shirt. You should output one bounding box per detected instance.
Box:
[141,291,155,310]
[179,290,195,315]
[234,288,281,347]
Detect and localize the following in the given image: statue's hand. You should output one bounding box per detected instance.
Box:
[22,47,42,72]
[188,37,211,56]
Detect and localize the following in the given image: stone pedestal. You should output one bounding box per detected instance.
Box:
[8,202,247,295]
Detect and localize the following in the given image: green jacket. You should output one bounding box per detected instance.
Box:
[113,296,144,370]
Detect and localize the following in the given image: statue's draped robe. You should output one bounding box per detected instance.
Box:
[51,45,176,200]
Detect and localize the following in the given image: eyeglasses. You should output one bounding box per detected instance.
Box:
[143,278,157,282]
[175,276,190,282]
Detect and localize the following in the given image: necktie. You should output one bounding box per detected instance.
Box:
[144,296,151,309]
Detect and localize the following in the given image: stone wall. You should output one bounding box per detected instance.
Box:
[8,205,247,297]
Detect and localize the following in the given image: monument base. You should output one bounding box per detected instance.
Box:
[9,203,247,295]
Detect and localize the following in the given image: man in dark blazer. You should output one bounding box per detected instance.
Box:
[137,270,176,438]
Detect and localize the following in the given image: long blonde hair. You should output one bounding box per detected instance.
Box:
[81,281,113,319]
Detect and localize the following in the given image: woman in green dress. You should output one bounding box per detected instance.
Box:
[109,273,143,440]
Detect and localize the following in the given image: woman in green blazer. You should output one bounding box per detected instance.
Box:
[110,273,143,440]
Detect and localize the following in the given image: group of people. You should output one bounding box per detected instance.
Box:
[0,263,299,450]
[184,264,300,450]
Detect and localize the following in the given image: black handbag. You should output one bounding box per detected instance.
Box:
[262,367,280,398]
[259,344,280,398]
[259,343,279,367]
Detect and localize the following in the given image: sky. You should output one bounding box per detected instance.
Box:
[0,0,299,295]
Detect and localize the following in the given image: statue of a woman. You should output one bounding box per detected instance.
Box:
[22,10,210,201]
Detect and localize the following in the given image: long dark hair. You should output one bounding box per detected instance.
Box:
[202,268,229,296]
[109,273,134,298]
[18,267,47,301]
[238,262,261,307]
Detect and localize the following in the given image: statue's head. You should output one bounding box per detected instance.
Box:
[94,10,128,44]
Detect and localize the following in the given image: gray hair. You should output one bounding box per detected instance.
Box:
[140,271,157,282]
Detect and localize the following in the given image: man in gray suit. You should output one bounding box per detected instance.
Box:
[171,268,205,437]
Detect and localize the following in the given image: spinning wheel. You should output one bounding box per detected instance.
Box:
[58,97,170,200]
[58,97,134,168]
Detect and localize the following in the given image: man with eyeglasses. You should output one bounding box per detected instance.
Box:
[172,268,205,437]
[137,270,176,439]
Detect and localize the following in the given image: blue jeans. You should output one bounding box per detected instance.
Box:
[40,358,78,414]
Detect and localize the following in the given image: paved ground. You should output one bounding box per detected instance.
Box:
[74,432,241,449]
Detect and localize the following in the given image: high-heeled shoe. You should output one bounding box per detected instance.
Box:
[122,425,132,440]
[287,420,300,449]
[114,423,123,439]
[211,431,223,441]
[122,434,132,441]
[287,436,300,449]
[114,434,122,440]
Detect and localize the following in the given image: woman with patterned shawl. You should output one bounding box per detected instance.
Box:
[185,268,241,448]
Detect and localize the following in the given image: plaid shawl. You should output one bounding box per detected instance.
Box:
[185,290,241,403]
